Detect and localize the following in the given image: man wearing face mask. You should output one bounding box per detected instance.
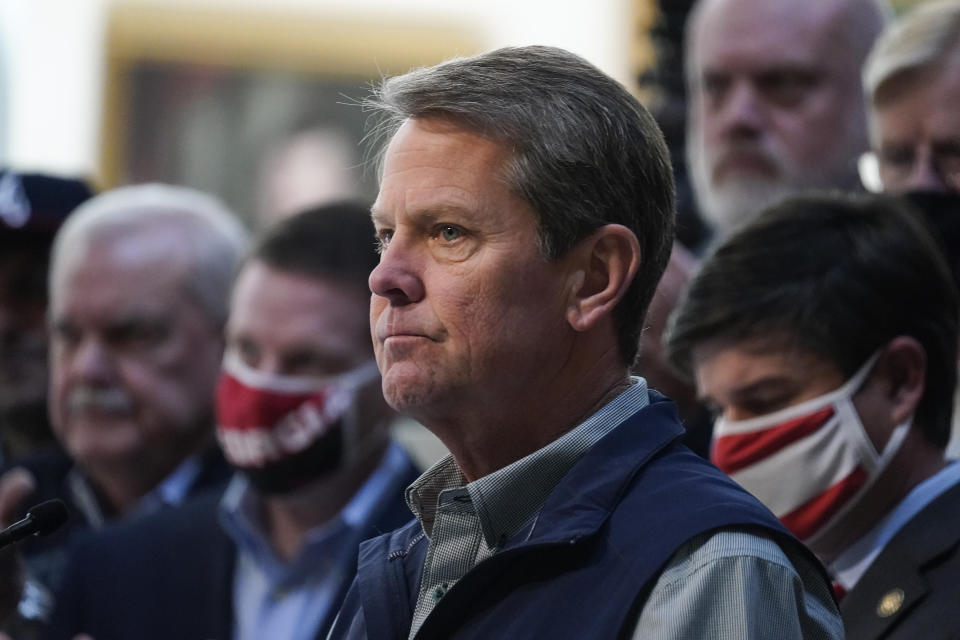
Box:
[43,202,421,640]
[666,193,960,638]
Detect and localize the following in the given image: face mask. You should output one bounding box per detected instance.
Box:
[711,351,910,548]
[215,353,380,494]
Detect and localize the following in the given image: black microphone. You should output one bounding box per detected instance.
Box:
[0,500,69,550]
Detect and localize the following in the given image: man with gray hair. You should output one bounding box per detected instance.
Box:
[685,0,889,237]
[42,201,422,640]
[1,183,245,620]
[327,45,841,639]
[862,0,960,194]
[861,0,960,460]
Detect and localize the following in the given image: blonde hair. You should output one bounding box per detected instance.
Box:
[864,0,960,101]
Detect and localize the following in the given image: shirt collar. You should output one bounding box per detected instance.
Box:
[406,377,649,547]
[220,441,413,574]
[830,459,960,589]
[68,453,205,528]
[150,455,203,507]
[339,440,413,528]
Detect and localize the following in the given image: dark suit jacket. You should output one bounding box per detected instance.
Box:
[7,448,232,598]
[43,450,420,640]
[841,478,960,639]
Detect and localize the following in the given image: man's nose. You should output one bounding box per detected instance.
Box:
[904,149,951,193]
[254,354,283,376]
[717,82,765,138]
[368,234,425,306]
[66,338,115,383]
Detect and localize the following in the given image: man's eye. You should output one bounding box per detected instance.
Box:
[374,230,393,253]
[51,323,81,349]
[740,396,792,418]
[933,141,960,178]
[108,323,169,350]
[437,225,463,242]
[231,340,260,368]
[879,146,915,170]
[702,73,729,100]
[758,71,817,107]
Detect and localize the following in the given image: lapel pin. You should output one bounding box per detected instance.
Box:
[876,588,905,618]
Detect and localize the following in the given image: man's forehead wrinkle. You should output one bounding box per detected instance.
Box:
[370,205,390,226]
[700,59,823,79]
[377,185,484,225]
[701,31,821,66]
[404,184,481,213]
[53,298,172,331]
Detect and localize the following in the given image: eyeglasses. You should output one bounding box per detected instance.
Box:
[858,143,960,193]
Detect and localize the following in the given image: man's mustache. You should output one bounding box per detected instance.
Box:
[66,386,135,414]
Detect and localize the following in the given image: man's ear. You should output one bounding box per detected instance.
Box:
[874,336,927,425]
[566,224,640,332]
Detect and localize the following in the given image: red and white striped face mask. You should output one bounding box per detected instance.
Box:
[711,352,910,548]
[215,353,380,494]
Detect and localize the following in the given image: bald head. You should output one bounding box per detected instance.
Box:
[685,0,889,236]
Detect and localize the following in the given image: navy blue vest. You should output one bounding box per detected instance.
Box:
[329,394,827,639]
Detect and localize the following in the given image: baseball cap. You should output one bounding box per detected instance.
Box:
[0,171,94,237]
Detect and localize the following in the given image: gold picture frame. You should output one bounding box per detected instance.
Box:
[100,3,481,223]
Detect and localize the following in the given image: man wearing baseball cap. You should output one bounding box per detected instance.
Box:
[0,171,93,463]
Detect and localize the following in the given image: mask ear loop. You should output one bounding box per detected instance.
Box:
[221,354,387,470]
[803,419,914,552]
[339,360,381,389]
[803,350,914,550]
[877,419,912,464]
[836,347,909,468]
[222,353,381,394]
[339,360,391,467]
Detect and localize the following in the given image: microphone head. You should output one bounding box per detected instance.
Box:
[25,499,69,537]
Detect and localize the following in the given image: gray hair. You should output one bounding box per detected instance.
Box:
[51,183,249,327]
[864,0,960,101]
[365,45,676,365]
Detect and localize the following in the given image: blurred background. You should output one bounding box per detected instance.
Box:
[0,0,930,229]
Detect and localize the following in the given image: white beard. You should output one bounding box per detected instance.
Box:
[692,169,796,238]
[687,130,864,239]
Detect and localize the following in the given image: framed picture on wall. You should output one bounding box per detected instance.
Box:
[100,3,480,227]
